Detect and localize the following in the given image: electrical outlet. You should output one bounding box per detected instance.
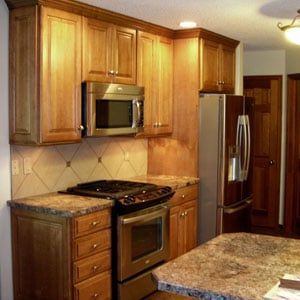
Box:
[11,160,19,176]
[124,151,130,161]
[23,157,32,175]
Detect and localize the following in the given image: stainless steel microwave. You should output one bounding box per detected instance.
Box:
[82,82,144,137]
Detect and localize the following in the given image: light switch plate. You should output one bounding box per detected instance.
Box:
[12,160,19,176]
[23,157,32,175]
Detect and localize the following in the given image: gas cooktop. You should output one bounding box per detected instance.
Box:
[63,180,174,214]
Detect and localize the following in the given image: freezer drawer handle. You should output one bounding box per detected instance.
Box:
[223,199,252,215]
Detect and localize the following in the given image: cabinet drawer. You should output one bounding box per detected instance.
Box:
[74,271,111,300]
[73,229,111,260]
[73,250,111,283]
[169,184,198,207]
[73,209,111,238]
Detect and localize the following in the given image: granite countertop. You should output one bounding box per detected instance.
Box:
[128,175,199,190]
[7,175,198,217]
[7,193,114,217]
[153,232,300,300]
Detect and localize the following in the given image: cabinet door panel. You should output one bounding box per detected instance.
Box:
[41,7,81,143]
[221,45,235,93]
[182,200,197,253]
[157,36,173,134]
[200,39,220,92]
[82,18,112,82]
[137,31,157,135]
[169,206,180,260]
[114,26,136,84]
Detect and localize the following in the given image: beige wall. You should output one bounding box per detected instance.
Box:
[286,48,300,74]
[0,0,13,299]
[11,137,148,199]
[243,49,287,225]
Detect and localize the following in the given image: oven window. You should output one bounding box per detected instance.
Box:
[96,100,132,128]
[131,217,163,261]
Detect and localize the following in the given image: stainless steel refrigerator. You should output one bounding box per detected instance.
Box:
[198,93,253,244]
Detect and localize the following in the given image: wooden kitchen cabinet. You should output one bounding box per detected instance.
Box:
[169,184,198,260]
[83,17,136,85]
[137,31,173,136]
[9,6,82,144]
[199,38,236,93]
[11,208,112,300]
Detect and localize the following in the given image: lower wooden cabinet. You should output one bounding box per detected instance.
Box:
[11,208,112,300]
[169,185,198,260]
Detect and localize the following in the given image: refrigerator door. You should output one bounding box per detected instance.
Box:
[222,95,244,207]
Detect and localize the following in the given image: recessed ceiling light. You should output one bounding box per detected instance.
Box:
[179,21,197,29]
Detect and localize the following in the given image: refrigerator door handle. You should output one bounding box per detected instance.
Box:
[244,115,251,180]
[236,116,243,181]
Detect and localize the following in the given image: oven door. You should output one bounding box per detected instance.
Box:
[117,204,169,282]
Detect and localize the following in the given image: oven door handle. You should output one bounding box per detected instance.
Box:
[121,206,169,225]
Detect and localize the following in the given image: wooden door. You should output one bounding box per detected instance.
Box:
[156,36,173,135]
[220,45,235,93]
[82,17,112,82]
[41,7,82,143]
[244,76,282,230]
[285,74,300,236]
[113,26,136,84]
[137,31,157,135]
[182,200,197,253]
[199,39,220,92]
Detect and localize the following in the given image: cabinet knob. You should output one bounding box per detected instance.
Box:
[181,194,185,199]
[222,81,225,84]
[108,70,115,75]
[269,160,275,165]
[93,293,99,298]
[180,212,185,218]
[115,70,119,75]
[78,125,85,131]
[93,265,99,272]
[158,122,162,127]
[153,122,158,128]
[184,211,188,216]
[93,244,98,249]
[91,221,99,227]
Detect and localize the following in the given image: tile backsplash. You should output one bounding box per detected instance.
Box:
[11,137,148,199]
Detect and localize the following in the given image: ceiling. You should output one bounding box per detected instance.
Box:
[79,0,300,51]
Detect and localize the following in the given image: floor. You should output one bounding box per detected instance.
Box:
[144,291,196,299]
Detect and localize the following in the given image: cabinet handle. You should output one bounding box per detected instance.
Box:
[92,244,99,249]
[108,70,115,75]
[93,265,99,272]
[91,221,99,227]
[78,125,85,131]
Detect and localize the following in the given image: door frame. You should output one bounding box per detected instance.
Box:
[243,75,282,232]
[285,74,300,235]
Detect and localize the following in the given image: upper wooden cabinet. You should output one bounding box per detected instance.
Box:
[82,17,136,85]
[137,31,173,136]
[10,6,82,145]
[199,38,236,94]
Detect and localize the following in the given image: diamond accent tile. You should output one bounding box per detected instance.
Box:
[33,146,66,190]
[129,140,148,174]
[88,163,112,181]
[101,141,124,177]
[14,173,49,199]
[56,143,80,162]
[86,137,111,157]
[71,141,98,181]
[116,161,137,179]
[52,167,80,191]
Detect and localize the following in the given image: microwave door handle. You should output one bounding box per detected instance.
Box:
[132,100,141,128]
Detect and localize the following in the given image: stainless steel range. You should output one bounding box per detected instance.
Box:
[64,180,174,299]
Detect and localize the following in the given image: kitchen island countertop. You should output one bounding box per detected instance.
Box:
[153,232,300,300]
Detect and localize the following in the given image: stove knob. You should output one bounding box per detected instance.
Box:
[124,196,135,204]
[142,190,146,194]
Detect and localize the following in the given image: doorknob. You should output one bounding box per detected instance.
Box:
[269,160,275,165]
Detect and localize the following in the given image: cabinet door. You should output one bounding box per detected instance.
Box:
[113,26,136,84]
[11,209,71,300]
[199,39,220,92]
[156,36,173,135]
[82,17,112,82]
[182,200,197,253]
[41,7,82,143]
[137,31,157,135]
[169,206,180,260]
[220,45,235,93]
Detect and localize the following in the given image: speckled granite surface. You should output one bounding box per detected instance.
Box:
[153,232,300,300]
[128,175,199,190]
[7,193,114,217]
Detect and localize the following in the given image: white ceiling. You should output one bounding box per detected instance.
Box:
[79,0,300,50]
